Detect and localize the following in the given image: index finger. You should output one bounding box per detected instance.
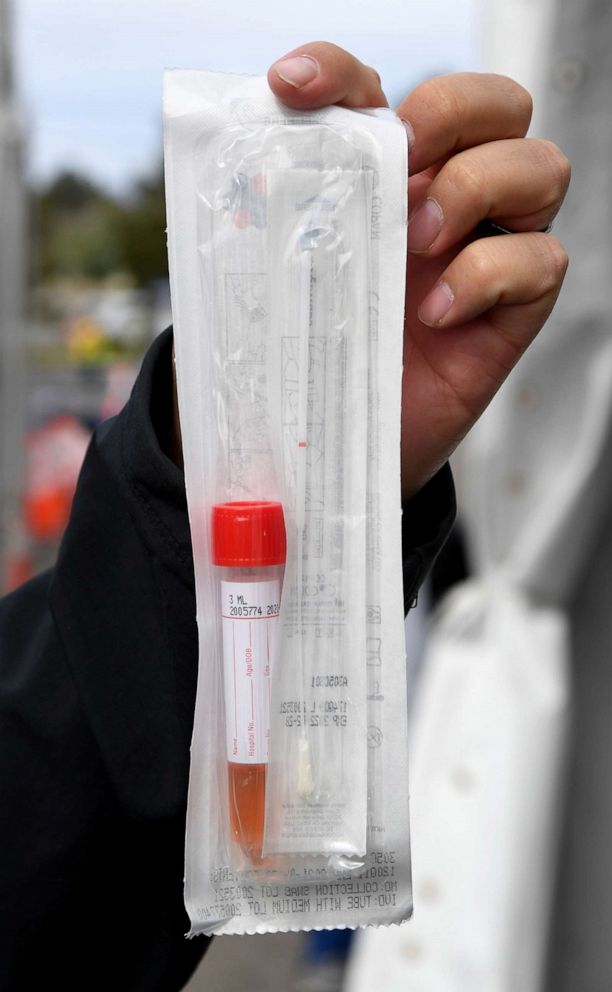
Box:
[267,41,388,109]
[397,72,533,175]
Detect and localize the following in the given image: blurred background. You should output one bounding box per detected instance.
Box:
[2,1,608,991]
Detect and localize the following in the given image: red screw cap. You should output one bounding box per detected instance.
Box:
[211,500,286,567]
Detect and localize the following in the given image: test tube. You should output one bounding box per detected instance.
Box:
[212,500,286,863]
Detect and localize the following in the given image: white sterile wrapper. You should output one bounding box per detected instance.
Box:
[163,68,409,937]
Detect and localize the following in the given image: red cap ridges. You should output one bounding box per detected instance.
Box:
[211,501,286,567]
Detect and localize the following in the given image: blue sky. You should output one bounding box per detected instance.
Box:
[14,0,481,193]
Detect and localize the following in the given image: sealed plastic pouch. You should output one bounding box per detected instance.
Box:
[163,68,410,936]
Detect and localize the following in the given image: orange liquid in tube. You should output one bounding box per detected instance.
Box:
[212,501,286,864]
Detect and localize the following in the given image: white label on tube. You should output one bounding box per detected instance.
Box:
[221,579,280,764]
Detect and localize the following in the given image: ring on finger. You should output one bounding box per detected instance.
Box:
[475,218,554,238]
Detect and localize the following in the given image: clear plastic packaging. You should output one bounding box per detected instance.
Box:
[163,68,410,936]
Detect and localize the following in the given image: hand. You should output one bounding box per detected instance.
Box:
[267,42,571,500]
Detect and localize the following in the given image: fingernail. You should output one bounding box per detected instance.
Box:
[274,55,320,89]
[408,197,444,253]
[418,280,455,326]
[400,117,415,151]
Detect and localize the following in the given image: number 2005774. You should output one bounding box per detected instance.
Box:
[226,604,280,617]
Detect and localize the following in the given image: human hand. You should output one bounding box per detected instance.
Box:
[267,42,571,500]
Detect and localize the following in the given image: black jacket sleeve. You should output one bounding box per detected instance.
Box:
[0,326,455,992]
[402,460,456,613]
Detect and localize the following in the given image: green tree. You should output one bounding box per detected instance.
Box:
[29,162,170,288]
[116,163,169,287]
[31,170,124,281]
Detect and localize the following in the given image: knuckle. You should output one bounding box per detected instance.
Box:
[304,40,351,71]
[463,239,502,286]
[447,153,486,200]
[527,233,569,294]
[364,63,383,88]
[309,39,341,56]
[537,139,572,196]
[415,74,462,131]
[492,74,533,128]
[543,234,570,281]
[513,81,534,125]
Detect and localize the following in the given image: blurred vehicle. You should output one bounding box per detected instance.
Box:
[23,414,90,544]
